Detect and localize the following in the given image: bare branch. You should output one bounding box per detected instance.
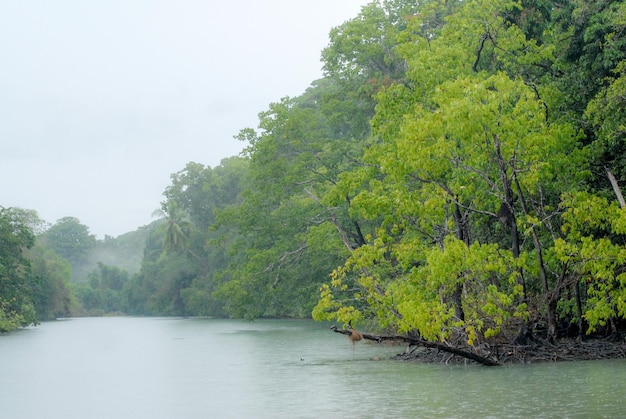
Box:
[330,326,501,366]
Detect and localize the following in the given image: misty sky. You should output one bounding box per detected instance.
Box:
[0,1,370,238]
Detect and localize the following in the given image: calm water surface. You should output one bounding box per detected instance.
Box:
[1,317,624,418]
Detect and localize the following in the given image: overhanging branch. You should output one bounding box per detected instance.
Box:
[330,325,501,366]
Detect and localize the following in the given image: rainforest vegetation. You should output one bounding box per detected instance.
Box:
[3,0,626,358]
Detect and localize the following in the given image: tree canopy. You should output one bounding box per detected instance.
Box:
[5,0,626,347]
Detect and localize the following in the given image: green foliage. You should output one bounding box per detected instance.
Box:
[20,0,626,345]
[322,2,410,83]
[555,192,626,333]
[90,227,151,275]
[314,0,626,344]
[70,262,130,315]
[399,238,527,344]
[123,158,249,317]
[27,245,72,320]
[214,67,383,319]
[124,0,622,342]
[0,207,38,332]
[40,217,96,281]
[585,61,626,181]
[152,200,191,254]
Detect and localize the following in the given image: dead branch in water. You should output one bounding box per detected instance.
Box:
[330,325,502,366]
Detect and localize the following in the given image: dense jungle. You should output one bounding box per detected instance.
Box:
[3,0,626,363]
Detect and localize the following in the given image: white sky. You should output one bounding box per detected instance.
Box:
[0,0,371,238]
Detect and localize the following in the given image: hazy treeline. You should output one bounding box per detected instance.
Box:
[0,212,150,331]
[3,0,626,345]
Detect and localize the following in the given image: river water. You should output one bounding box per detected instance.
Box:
[0,317,624,418]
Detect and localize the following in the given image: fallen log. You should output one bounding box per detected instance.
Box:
[330,325,502,366]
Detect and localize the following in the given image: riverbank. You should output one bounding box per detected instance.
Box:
[331,325,626,365]
[392,337,626,365]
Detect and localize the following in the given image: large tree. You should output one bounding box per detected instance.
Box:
[313,0,626,347]
[41,216,96,281]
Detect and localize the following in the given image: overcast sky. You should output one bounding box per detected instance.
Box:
[0,0,370,238]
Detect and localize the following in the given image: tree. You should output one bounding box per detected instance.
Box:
[126,158,249,317]
[314,0,588,345]
[41,217,96,281]
[554,192,626,338]
[586,60,626,183]
[216,76,378,318]
[27,245,72,320]
[0,207,37,332]
[152,200,191,254]
[71,262,130,314]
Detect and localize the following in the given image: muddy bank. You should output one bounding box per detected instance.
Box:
[392,338,626,365]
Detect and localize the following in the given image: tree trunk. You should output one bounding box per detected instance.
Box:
[512,172,557,342]
[452,200,467,322]
[493,135,526,300]
[575,279,584,341]
[330,326,501,366]
[606,167,626,208]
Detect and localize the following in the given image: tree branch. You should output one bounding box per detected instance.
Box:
[330,325,502,366]
[606,167,626,208]
[473,31,491,72]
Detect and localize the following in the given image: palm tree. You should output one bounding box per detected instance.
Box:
[152,200,190,253]
[152,200,209,271]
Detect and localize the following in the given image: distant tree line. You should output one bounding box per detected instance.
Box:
[0,208,70,332]
[3,0,626,348]
[0,212,149,331]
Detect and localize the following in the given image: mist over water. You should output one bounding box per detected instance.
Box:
[1,317,624,418]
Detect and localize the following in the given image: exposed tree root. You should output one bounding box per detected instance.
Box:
[495,339,626,364]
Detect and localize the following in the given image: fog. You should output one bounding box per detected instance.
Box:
[0,0,370,238]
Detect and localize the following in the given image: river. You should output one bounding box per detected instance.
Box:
[0,317,624,418]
